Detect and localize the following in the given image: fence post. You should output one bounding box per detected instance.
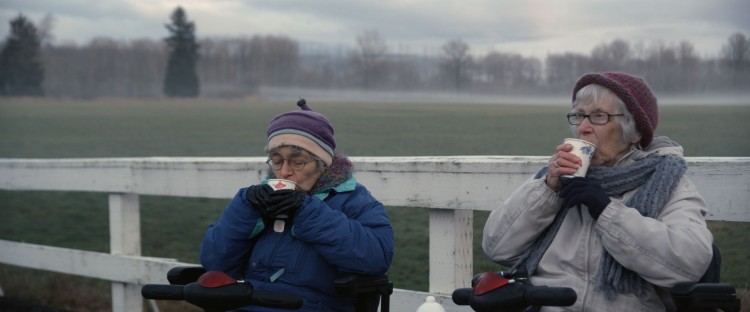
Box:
[109,193,142,312]
[428,208,473,294]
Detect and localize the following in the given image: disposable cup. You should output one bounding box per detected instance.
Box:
[267,179,296,191]
[266,179,296,232]
[562,138,597,178]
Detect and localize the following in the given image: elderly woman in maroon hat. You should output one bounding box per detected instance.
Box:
[483,72,713,311]
[199,99,394,311]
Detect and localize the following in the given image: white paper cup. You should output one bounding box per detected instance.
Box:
[267,179,296,191]
[562,138,597,178]
[266,179,296,232]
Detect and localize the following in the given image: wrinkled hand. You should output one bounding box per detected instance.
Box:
[545,143,580,192]
[559,177,611,220]
[265,189,307,219]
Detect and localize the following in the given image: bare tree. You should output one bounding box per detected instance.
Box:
[41,38,166,98]
[29,29,750,98]
[261,35,299,86]
[198,38,238,96]
[37,13,55,46]
[545,52,590,92]
[481,52,533,92]
[722,33,750,68]
[518,57,543,92]
[389,57,421,90]
[640,42,679,91]
[591,39,630,71]
[482,52,512,90]
[196,35,299,97]
[297,45,349,89]
[721,32,750,90]
[350,30,388,89]
[675,41,700,91]
[439,39,472,92]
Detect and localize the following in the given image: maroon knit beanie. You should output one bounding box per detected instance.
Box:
[572,72,658,147]
[266,99,336,164]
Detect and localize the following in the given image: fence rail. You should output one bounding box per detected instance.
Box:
[1,156,748,311]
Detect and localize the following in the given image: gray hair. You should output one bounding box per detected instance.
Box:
[571,84,640,145]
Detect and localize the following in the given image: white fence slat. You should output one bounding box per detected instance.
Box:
[1,157,747,220]
[112,283,142,312]
[429,209,473,294]
[0,239,191,284]
[109,193,141,256]
[0,156,748,311]
[109,193,142,312]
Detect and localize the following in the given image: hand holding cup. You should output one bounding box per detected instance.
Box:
[266,179,305,232]
[546,138,597,192]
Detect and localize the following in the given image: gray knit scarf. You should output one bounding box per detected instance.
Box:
[511,154,687,300]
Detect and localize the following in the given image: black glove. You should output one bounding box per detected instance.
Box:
[559,177,611,220]
[265,189,307,219]
[245,184,275,217]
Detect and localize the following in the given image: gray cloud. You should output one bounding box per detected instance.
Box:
[1,0,748,57]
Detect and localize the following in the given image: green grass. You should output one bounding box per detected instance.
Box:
[0,98,749,311]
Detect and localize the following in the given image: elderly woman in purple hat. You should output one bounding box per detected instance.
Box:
[482,72,713,311]
[199,99,394,311]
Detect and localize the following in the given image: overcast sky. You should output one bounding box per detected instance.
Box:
[1,0,749,59]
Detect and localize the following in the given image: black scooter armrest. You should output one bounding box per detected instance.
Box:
[334,273,393,296]
[671,282,740,312]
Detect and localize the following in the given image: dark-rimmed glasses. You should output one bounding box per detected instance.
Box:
[567,112,625,125]
[266,155,314,171]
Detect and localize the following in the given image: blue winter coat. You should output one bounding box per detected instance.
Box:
[199,177,394,311]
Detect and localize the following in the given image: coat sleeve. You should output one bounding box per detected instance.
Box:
[482,177,564,265]
[595,176,714,287]
[291,185,394,276]
[199,187,266,278]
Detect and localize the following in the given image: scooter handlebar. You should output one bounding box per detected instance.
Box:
[452,283,576,312]
[524,286,577,307]
[141,284,184,300]
[142,282,302,310]
[452,287,472,305]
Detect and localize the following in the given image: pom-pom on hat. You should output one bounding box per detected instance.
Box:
[572,72,659,148]
[266,99,335,166]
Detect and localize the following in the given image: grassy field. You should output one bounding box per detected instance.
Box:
[0,98,749,311]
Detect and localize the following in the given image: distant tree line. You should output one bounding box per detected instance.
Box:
[1,9,748,99]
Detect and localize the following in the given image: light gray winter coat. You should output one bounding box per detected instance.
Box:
[482,136,713,311]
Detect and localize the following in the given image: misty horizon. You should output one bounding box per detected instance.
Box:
[257,86,750,106]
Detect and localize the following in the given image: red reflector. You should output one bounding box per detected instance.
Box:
[197,271,237,288]
[473,272,509,296]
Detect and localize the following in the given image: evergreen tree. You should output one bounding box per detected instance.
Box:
[163,6,199,97]
[0,14,44,96]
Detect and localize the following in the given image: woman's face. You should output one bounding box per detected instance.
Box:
[573,100,633,166]
[268,146,324,192]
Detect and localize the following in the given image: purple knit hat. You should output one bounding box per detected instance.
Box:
[572,72,658,147]
[266,99,336,165]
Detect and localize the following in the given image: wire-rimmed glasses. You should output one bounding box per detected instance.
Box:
[567,112,625,125]
[266,155,314,171]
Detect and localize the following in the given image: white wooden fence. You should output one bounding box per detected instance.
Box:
[1,156,748,312]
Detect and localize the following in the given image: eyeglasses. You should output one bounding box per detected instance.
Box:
[566,112,625,125]
[266,155,315,171]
